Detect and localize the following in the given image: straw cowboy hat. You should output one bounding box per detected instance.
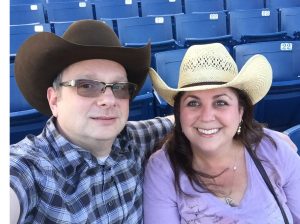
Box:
[14,19,151,116]
[149,43,272,106]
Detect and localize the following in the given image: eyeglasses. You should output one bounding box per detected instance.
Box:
[59,79,137,99]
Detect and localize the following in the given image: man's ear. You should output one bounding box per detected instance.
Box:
[47,87,59,117]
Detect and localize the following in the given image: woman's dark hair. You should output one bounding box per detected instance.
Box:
[166,87,276,194]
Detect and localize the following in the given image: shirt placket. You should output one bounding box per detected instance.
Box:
[101,166,123,224]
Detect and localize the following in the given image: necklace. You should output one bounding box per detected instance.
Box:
[218,148,239,207]
[225,196,235,207]
[196,147,240,207]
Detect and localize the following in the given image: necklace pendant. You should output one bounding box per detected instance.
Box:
[225,197,235,207]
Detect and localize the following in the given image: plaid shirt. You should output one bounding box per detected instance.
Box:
[10,116,173,224]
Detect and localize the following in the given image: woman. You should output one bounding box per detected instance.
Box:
[144,43,300,223]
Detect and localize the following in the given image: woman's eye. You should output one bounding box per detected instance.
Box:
[215,100,228,107]
[187,100,200,107]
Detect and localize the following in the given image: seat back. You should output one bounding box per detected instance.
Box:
[284,124,300,152]
[10,64,33,113]
[229,9,283,43]
[174,11,230,47]
[184,0,224,13]
[234,41,300,131]
[10,63,49,144]
[11,0,43,5]
[53,19,113,36]
[117,16,176,51]
[234,41,300,87]
[46,0,82,3]
[10,24,51,57]
[94,0,139,19]
[153,49,187,116]
[266,0,300,9]
[129,76,156,121]
[140,0,182,16]
[280,7,300,39]
[225,0,264,11]
[10,3,46,25]
[45,1,94,23]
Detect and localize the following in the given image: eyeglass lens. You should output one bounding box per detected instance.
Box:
[76,80,136,99]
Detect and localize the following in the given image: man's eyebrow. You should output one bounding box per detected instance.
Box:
[76,73,128,82]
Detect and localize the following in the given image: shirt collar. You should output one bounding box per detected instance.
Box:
[43,117,135,177]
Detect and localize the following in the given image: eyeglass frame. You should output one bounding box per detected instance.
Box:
[59,79,137,99]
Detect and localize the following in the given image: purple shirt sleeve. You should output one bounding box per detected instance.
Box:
[143,148,180,224]
[261,129,300,223]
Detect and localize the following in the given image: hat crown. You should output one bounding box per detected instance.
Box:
[178,44,238,88]
[62,20,121,47]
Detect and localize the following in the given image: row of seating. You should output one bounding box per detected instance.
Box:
[10,40,300,144]
[10,0,300,25]
[11,0,300,14]
[10,8,300,59]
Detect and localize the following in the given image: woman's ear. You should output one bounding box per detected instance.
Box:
[239,106,244,122]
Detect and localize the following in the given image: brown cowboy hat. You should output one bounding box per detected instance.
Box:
[14,19,151,116]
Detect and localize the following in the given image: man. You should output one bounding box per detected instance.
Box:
[10,20,173,223]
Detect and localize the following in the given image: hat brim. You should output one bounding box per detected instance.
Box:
[15,32,151,115]
[150,54,272,106]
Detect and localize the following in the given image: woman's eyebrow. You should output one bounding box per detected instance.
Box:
[213,93,233,100]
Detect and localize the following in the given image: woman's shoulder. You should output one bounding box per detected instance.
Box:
[256,128,299,165]
[146,146,173,173]
[262,128,297,152]
[149,146,169,163]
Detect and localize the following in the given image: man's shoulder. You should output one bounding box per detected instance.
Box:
[10,136,53,169]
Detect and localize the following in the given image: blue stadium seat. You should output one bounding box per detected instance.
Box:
[280,7,300,40]
[152,49,187,116]
[174,12,232,47]
[10,3,46,25]
[266,0,300,9]
[140,0,183,16]
[225,0,264,11]
[52,21,74,36]
[254,90,300,131]
[284,124,300,153]
[184,0,224,13]
[11,0,44,5]
[46,0,82,3]
[129,76,156,121]
[234,41,300,131]
[234,41,300,89]
[53,19,113,36]
[45,1,94,23]
[117,16,177,52]
[94,0,139,19]
[10,24,51,58]
[229,9,287,44]
[10,63,49,144]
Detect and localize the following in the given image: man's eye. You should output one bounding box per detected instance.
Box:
[80,83,95,89]
[113,85,123,90]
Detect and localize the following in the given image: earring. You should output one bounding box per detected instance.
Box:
[237,122,242,135]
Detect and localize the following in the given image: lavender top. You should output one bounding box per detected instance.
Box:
[143,129,300,224]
